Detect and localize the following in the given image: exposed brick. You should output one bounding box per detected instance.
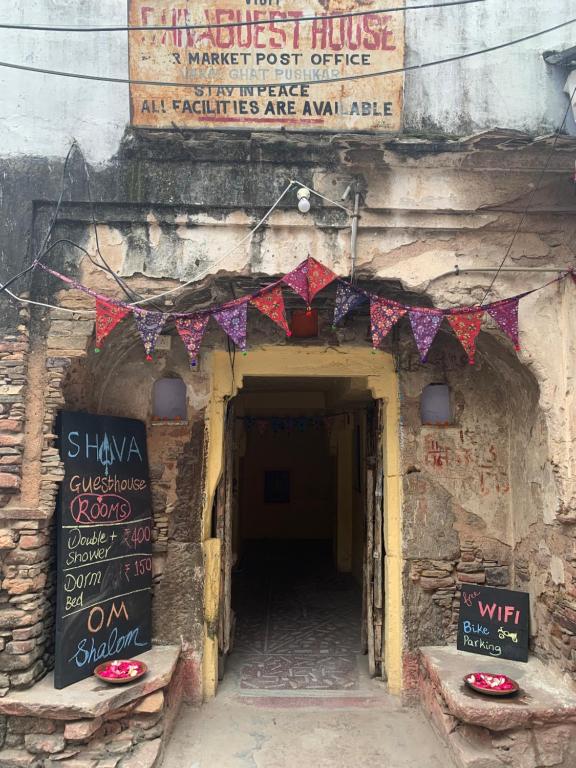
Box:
[0,434,23,447]
[420,576,455,590]
[0,473,21,490]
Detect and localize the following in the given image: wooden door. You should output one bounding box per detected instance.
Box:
[215,401,236,675]
[365,400,385,678]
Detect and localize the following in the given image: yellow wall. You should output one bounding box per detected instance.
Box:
[202,346,403,697]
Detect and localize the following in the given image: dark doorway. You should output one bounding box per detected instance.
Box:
[215,376,383,692]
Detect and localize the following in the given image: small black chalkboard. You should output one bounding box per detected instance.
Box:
[54,412,153,689]
[457,585,529,663]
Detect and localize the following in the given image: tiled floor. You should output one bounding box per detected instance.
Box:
[229,541,363,691]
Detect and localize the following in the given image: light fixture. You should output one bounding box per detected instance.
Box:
[297,186,311,214]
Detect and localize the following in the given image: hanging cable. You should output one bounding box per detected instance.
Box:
[479,84,576,303]
[0,1,484,33]
[0,17,574,91]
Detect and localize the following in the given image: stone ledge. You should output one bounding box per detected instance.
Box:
[420,645,576,732]
[0,645,180,721]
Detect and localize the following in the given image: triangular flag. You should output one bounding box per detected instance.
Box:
[370,298,407,348]
[283,260,309,302]
[251,286,290,335]
[176,314,209,367]
[447,309,484,364]
[486,298,520,350]
[408,308,444,362]
[213,301,248,350]
[333,282,366,325]
[133,309,166,360]
[283,257,336,306]
[307,257,336,302]
[95,298,130,351]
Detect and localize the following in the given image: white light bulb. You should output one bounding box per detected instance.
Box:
[298,197,311,214]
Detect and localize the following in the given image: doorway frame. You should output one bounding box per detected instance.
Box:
[200,345,403,698]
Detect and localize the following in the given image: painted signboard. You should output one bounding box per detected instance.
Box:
[457,585,530,663]
[128,0,405,131]
[54,412,152,689]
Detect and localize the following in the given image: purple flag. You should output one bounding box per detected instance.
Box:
[333,282,366,325]
[283,260,309,302]
[486,298,520,350]
[213,301,248,351]
[408,308,444,362]
[133,309,166,360]
[176,314,209,367]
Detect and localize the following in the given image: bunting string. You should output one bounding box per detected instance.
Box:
[32,259,573,367]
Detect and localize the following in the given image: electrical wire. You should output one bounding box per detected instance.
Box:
[479,84,576,303]
[0,0,484,33]
[0,17,574,91]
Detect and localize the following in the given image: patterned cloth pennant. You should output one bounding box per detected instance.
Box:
[486,298,520,350]
[370,298,407,348]
[133,309,166,360]
[95,299,130,351]
[282,260,309,302]
[283,257,336,305]
[175,314,209,367]
[251,286,290,335]
[447,309,484,364]
[333,282,366,325]
[213,301,248,350]
[408,308,444,362]
[307,257,336,302]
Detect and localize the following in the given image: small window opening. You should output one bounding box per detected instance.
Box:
[153,377,187,421]
[421,383,452,425]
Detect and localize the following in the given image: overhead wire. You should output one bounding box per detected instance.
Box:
[479,84,576,304]
[0,0,485,33]
[0,17,574,91]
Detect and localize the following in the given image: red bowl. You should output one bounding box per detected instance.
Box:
[94,659,148,685]
[464,672,519,697]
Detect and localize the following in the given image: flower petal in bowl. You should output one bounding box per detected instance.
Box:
[94,659,148,685]
[464,672,519,696]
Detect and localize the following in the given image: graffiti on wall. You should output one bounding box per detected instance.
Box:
[128,0,405,130]
[424,434,510,497]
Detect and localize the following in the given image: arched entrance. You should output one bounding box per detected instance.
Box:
[202,346,403,697]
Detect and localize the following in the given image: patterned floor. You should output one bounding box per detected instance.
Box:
[230,541,363,691]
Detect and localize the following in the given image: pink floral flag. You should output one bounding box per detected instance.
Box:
[408,308,444,362]
[283,257,336,305]
[370,298,407,348]
[175,314,210,367]
[95,298,130,351]
[283,260,309,302]
[486,298,520,350]
[212,301,248,351]
[133,309,166,360]
[447,309,484,364]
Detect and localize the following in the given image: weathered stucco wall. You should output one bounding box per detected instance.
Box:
[0,1,574,164]
[0,127,575,709]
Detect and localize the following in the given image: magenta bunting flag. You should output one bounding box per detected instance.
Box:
[283,260,309,302]
[213,301,248,350]
[447,309,484,364]
[250,287,290,335]
[486,298,520,350]
[408,308,444,362]
[95,299,130,351]
[133,309,166,360]
[370,298,407,348]
[175,314,210,367]
[283,257,335,306]
[334,282,366,325]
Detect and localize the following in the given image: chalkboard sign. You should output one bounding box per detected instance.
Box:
[457,585,529,663]
[55,412,153,689]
